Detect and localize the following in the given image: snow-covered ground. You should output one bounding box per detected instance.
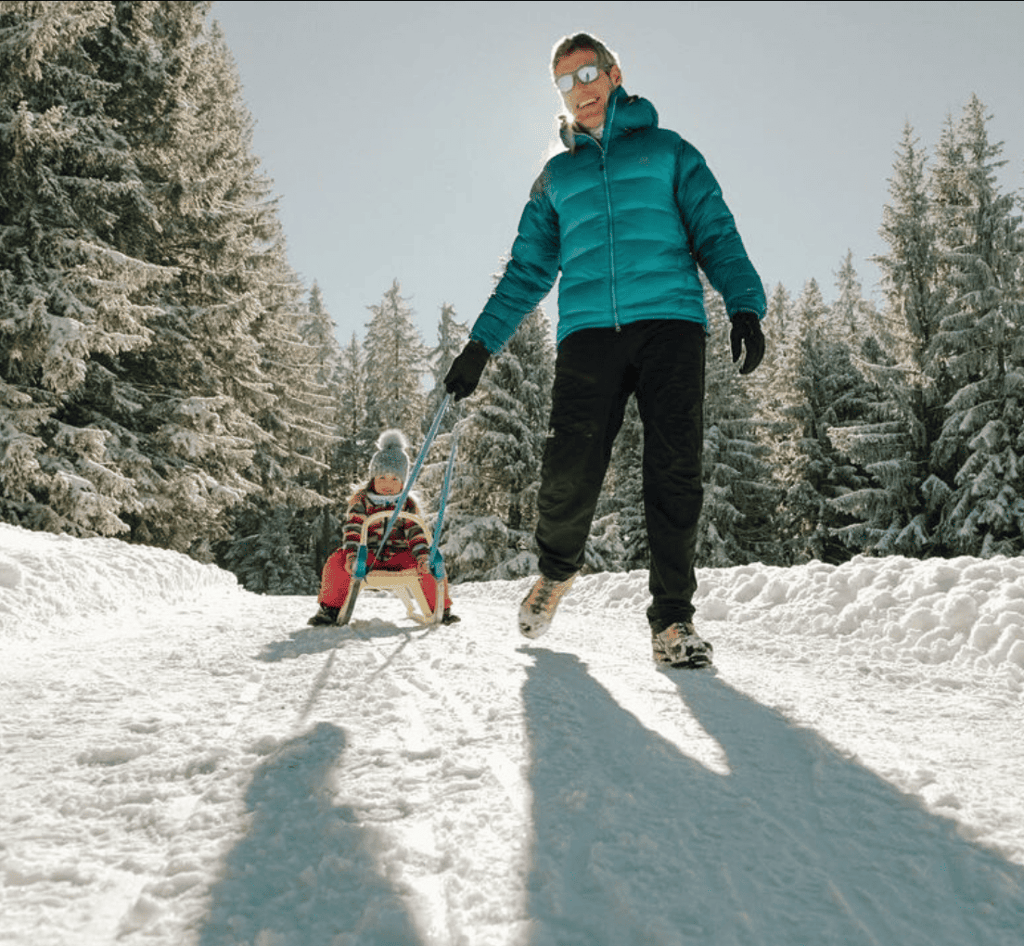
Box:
[2,521,1023,946]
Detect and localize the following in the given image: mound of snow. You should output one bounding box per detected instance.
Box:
[0,524,239,642]
[694,555,1024,671]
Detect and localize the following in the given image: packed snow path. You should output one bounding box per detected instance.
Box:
[2,524,1024,945]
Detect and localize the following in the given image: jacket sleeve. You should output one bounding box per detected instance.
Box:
[401,496,429,559]
[674,140,766,319]
[469,169,561,353]
[343,492,369,554]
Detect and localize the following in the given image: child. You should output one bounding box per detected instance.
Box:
[309,430,459,626]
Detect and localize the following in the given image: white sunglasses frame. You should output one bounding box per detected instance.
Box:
[554,63,603,93]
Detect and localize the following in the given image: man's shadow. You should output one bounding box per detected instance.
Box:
[198,723,421,946]
[522,650,1024,945]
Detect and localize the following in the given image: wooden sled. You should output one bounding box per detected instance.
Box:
[337,510,446,627]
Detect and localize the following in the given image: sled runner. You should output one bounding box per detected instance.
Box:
[337,509,447,627]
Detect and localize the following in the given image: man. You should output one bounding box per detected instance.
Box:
[445,33,765,667]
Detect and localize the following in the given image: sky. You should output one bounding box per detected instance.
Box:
[212,1,1024,346]
[3,523,1024,942]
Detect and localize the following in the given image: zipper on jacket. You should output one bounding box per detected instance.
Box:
[599,93,621,331]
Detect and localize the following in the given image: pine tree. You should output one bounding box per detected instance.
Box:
[301,283,342,387]
[222,258,340,593]
[592,396,644,572]
[816,255,885,560]
[417,303,468,554]
[363,280,427,436]
[0,1,174,536]
[930,98,1024,555]
[763,280,834,561]
[303,330,370,577]
[443,306,554,581]
[699,287,778,566]
[112,14,286,555]
[333,332,371,488]
[290,283,347,574]
[0,2,339,577]
[829,126,946,555]
[424,303,468,435]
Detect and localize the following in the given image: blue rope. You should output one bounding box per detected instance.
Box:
[428,421,460,579]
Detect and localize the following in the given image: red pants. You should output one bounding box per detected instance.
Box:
[318,550,451,612]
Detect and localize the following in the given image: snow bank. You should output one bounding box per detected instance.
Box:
[4,518,1022,672]
[457,554,1024,672]
[0,523,238,642]
[696,554,1024,671]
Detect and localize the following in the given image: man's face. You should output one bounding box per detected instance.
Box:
[553,48,622,130]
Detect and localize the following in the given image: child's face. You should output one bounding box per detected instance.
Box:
[373,473,403,496]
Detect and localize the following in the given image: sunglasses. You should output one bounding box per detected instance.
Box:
[554,63,603,93]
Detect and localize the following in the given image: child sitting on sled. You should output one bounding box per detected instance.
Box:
[308,429,458,626]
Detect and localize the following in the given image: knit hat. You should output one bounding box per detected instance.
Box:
[368,429,410,484]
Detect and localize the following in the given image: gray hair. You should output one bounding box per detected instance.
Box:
[551,33,619,75]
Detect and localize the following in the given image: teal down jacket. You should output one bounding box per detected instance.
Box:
[470,86,766,352]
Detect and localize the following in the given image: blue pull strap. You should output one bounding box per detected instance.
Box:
[428,421,460,580]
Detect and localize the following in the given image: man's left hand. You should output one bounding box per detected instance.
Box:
[730,311,765,374]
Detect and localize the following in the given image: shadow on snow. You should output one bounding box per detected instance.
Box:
[257,614,436,664]
[197,722,421,946]
[521,649,1024,946]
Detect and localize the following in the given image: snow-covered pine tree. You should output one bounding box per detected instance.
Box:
[424,303,468,435]
[86,2,334,574]
[828,125,947,557]
[1,2,344,581]
[590,396,643,573]
[293,284,350,574]
[110,13,287,556]
[303,331,371,576]
[363,280,427,436]
[221,255,339,593]
[418,303,469,548]
[333,333,371,489]
[758,282,793,450]
[0,1,174,537]
[301,283,343,388]
[442,306,555,581]
[699,286,779,566]
[929,98,1024,556]
[832,251,883,361]
[766,279,842,562]
[815,254,887,559]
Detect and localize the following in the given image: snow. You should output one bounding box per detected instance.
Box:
[2,522,1023,946]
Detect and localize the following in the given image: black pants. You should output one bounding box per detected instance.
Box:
[536,319,706,631]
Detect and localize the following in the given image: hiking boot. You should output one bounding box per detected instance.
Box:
[519,574,576,639]
[653,621,713,668]
[441,609,461,625]
[307,604,340,626]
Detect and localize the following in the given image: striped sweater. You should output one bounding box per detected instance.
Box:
[342,488,429,560]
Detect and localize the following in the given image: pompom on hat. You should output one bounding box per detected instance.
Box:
[368,429,410,484]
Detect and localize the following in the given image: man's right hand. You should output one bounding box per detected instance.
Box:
[444,340,490,400]
[730,311,765,375]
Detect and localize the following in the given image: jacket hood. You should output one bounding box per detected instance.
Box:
[559,86,659,151]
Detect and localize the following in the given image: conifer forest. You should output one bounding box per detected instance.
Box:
[2,1,1023,594]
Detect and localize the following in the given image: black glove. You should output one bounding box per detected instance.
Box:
[730,311,765,375]
[444,340,490,400]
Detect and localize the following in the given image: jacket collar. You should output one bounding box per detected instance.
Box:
[559,86,658,152]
